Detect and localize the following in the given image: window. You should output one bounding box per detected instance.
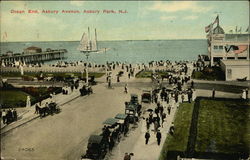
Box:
[214,46,218,50]
[219,46,223,50]
[238,57,247,59]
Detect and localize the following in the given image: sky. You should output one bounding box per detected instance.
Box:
[0,1,249,42]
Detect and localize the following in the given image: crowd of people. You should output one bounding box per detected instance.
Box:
[1,108,18,125]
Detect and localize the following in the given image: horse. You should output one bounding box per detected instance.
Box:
[37,106,50,118]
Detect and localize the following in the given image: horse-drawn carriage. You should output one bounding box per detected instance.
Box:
[37,102,61,118]
[80,85,93,96]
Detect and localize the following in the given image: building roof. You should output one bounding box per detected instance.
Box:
[25,46,42,50]
[225,34,249,42]
[213,25,225,34]
[221,60,250,66]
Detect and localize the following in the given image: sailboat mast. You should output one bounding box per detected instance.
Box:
[95,28,98,50]
[88,27,91,51]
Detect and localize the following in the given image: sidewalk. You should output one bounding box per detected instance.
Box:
[1,87,81,135]
[105,91,182,160]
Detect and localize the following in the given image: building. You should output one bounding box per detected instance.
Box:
[220,59,250,81]
[24,46,42,54]
[206,17,249,81]
[207,25,249,65]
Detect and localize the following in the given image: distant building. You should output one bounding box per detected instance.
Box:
[24,46,42,54]
[6,51,13,56]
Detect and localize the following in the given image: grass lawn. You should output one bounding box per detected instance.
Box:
[192,66,225,80]
[196,99,250,154]
[159,102,194,160]
[0,90,35,108]
[136,70,169,78]
[0,72,105,78]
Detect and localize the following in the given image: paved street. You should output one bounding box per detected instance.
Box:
[1,83,140,160]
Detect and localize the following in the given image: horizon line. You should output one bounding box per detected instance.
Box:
[1,38,207,43]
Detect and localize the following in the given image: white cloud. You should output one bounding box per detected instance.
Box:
[160,16,176,21]
[183,15,198,20]
[149,1,212,13]
[70,1,85,7]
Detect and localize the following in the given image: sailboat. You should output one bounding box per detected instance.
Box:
[78,27,98,53]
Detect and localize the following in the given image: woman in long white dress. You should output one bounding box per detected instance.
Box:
[242,89,246,99]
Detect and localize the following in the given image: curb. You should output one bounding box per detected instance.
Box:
[1,116,40,136]
[1,94,82,136]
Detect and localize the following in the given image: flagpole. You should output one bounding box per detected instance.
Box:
[210,23,214,66]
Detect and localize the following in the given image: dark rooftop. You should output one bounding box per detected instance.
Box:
[224,34,249,42]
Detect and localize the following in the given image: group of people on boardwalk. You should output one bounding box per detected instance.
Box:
[1,108,17,125]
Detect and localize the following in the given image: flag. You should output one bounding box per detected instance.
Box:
[205,23,212,33]
[234,45,248,54]
[246,26,249,32]
[225,45,248,54]
[238,27,242,33]
[212,15,219,25]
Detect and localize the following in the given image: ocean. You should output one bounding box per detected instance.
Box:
[0,40,207,64]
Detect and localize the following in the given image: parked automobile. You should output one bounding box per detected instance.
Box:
[141,90,151,103]
[81,135,107,160]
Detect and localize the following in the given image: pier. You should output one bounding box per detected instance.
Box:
[0,48,67,65]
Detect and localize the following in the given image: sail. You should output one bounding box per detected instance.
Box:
[78,33,89,51]
[78,28,99,52]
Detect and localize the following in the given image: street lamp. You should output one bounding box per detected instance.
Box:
[81,52,90,86]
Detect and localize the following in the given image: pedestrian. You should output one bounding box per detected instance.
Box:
[117,75,120,82]
[155,107,159,117]
[181,93,184,103]
[159,105,164,116]
[123,153,131,160]
[2,110,6,124]
[242,89,246,100]
[13,109,17,121]
[6,109,12,124]
[174,92,178,103]
[108,77,111,88]
[145,131,150,145]
[167,106,171,115]
[212,88,215,98]
[154,120,159,133]
[246,88,249,99]
[35,103,39,114]
[161,112,166,127]
[146,118,150,130]
[26,96,31,107]
[156,130,162,145]
[124,84,128,93]
[11,108,14,121]
[188,90,192,103]
[108,137,114,151]
[191,80,194,88]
